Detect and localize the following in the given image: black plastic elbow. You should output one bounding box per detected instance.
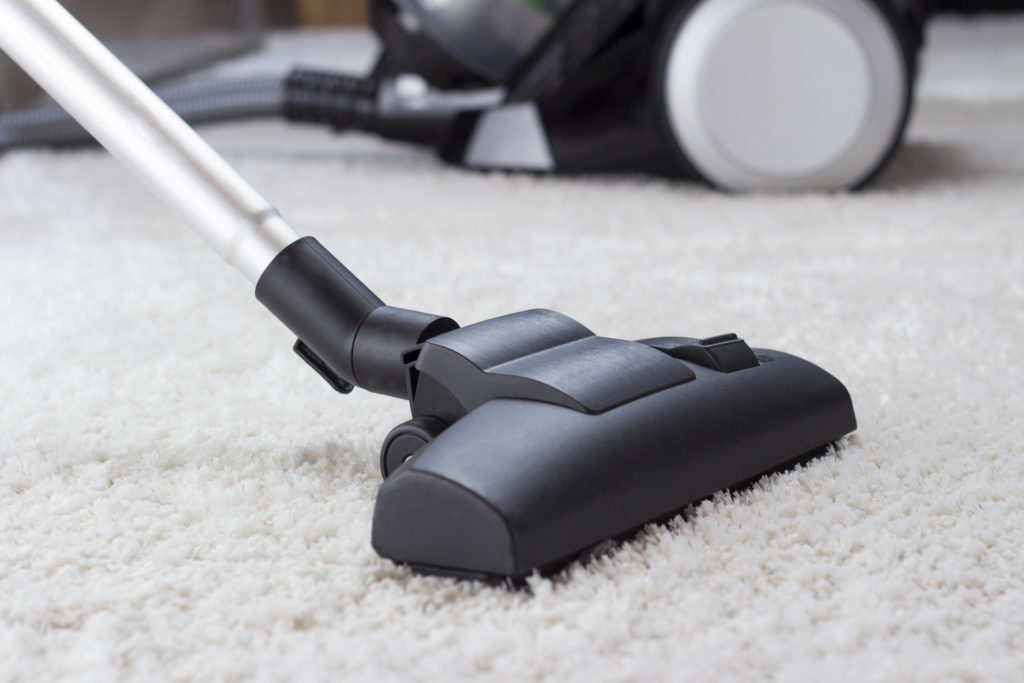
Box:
[255,236,457,398]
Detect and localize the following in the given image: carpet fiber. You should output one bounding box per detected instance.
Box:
[1,18,1022,682]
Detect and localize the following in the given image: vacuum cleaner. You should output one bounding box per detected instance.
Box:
[0,0,856,581]
[0,0,930,191]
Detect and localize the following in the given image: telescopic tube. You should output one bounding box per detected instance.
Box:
[0,0,459,396]
[0,0,299,283]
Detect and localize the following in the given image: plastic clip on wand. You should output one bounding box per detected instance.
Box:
[0,0,857,581]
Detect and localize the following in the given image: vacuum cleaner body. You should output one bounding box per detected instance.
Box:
[2,0,930,192]
[372,0,929,191]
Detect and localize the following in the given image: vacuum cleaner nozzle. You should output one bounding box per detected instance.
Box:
[372,312,856,580]
[256,238,857,581]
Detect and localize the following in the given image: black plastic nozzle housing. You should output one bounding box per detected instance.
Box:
[371,310,857,580]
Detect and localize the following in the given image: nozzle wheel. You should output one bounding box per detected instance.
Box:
[380,416,448,479]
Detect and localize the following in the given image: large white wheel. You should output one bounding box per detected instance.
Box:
[656,0,912,191]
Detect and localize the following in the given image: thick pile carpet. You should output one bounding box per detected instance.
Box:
[1,17,1022,682]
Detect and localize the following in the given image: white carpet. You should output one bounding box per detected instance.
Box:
[1,17,1023,682]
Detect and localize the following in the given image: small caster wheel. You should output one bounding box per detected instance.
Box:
[379,416,448,479]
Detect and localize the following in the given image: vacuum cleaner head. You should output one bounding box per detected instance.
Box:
[257,238,857,581]
[372,310,856,580]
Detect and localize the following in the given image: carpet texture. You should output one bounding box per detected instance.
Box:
[1,18,1022,682]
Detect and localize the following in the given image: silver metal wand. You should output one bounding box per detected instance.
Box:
[0,0,300,283]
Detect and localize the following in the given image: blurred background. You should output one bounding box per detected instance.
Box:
[2,0,1024,111]
[0,0,370,110]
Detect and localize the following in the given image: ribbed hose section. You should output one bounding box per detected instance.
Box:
[0,75,286,150]
[283,69,379,131]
